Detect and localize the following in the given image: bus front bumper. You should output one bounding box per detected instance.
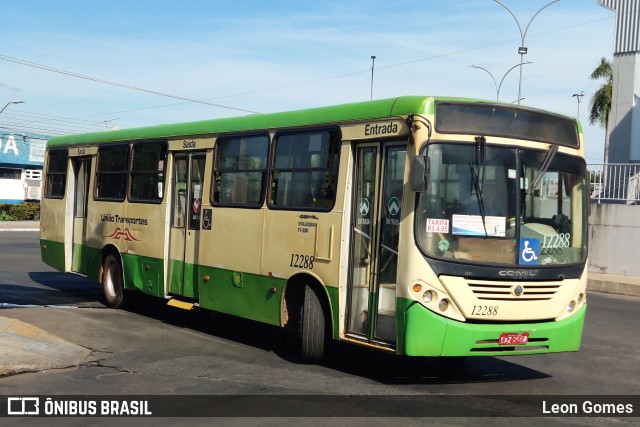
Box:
[401,300,586,357]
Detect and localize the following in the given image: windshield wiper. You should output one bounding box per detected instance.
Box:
[528,144,559,195]
[469,136,488,236]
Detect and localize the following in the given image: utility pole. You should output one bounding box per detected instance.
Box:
[370,55,376,100]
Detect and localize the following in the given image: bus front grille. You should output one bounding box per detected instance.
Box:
[471,337,550,353]
[467,281,560,301]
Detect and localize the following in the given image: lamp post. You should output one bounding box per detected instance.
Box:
[0,100,25,115]
[470,62,531,101]
[572,91,584,119]
[370,55,376,101]
[492,0,559,104]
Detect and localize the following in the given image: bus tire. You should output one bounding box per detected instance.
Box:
[299,284,326,363]
[102,253,125,309]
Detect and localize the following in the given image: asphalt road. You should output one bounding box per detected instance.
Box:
[0,229,638,426]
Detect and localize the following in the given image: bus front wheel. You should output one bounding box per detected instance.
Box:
[102,254,125,308]
[299,284,326,363]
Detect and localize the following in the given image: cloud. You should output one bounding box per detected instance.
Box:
[0,79,22,93]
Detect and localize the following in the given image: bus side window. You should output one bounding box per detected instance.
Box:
[44,149,69,199]
[96,145,129,201]
[213,135,268,207]
[130,142,167,202]
[270,130,340,210]
[172,157,188,228]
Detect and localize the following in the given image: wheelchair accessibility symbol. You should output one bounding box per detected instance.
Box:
[519,238,540,265]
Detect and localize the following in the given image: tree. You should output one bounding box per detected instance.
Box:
[588,57,613,128]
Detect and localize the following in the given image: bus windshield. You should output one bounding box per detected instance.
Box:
[416,143,587,266]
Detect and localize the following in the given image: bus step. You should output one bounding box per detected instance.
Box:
[167,299,195,310]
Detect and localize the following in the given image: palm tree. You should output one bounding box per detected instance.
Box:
[588,57,613,128]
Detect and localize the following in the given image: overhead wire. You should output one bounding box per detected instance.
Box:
[1,112,105,134]
[7,110,107,128]
[0,53,260,115]
[1,123,92,135]
[72,13,617,119]
[0,11,617,134]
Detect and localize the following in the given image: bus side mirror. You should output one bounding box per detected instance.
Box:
[410,155,430,192]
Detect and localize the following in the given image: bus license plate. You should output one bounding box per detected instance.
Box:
[499,332,529,345]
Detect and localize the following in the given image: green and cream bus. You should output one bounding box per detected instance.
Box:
[40,96,588,362]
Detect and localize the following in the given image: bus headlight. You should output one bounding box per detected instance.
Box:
[423,290,434,304]
[556,290,586,321]
[566,301,575,313]
[409,281,465,321]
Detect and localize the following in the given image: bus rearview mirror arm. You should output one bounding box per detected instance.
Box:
[410,155,430,192]
[408,114,432,192]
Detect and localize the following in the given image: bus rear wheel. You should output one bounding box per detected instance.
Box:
[102,254,125,308]
[298,284,326,363]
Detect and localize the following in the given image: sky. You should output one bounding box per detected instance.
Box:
[0,0,617,163]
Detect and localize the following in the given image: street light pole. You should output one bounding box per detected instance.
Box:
[0,100,25,115]
[492,0,559,105]
[370,55,376,101]
[572,91,584,119]
[470,62,532,101]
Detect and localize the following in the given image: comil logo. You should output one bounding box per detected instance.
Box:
[7,397,40,415]
[499,270,537,278]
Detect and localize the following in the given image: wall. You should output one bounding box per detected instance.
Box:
[0,134,45,167]
[607,54,640,163]
[588,203,640,276]
[599,0,640,164]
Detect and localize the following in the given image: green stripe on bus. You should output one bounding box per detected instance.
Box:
[326,286,339,341]
[44,240,338,332]
[47,97,428,147]
[121,252,165,297]
[40,239,64,271]
[50,96,572,149]
[400,298,586,357]
[198,266,284,326]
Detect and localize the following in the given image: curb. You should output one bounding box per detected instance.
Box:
[0,221,39,231]
[587,272,640,298]
[0,317,92,376]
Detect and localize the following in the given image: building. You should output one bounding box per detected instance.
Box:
[599,0,640,164]
[0,133,46,204]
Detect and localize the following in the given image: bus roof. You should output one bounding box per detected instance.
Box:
[46,96,573,147]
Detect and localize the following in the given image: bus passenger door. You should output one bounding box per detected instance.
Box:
[347,142,406,345]
[71,157,91,274]
[168,153,206,298]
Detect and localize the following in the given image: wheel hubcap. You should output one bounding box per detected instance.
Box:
[105,263,116,297]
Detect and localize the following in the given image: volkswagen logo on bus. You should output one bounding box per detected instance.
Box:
[512,285,524,297]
